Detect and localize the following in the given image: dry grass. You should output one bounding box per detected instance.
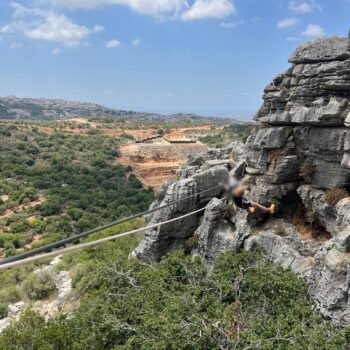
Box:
[291,205,331,241]
[275,225,286,236]
[260,122,271,129]
[325,188,349,206]
[225,203,236,218]
[225,302,241,339]
[299,161,315,182]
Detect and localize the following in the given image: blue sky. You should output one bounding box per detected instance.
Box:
[0,0,348,117]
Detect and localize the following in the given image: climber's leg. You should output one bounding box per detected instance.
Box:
[250,201,275,214]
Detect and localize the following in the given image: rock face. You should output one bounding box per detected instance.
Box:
[133,35,350,326]
[131,165,229,261]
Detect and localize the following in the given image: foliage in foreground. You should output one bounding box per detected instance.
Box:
[0,235,349,350]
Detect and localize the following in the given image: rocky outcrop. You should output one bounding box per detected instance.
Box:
[131,145,246,261]
[0,255,76,333]
[239,35,350,326]
[133,35,350,326]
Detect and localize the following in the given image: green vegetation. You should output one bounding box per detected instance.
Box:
[0,220,144,316]
[0,119,348,349]
[199,124,253,148]
[0,121,154,254]
[21,270,57,301]
[0,233,349,349]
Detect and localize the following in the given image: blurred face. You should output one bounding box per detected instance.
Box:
[232,185,245,197]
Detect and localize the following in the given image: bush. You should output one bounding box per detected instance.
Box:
[0,234,16,248]
[3,242,16,257]
[0,286,22,318]
[325,188,349,206]
[0,303,8,319]
[260,122,271,129]
[185,233,199,250]
[21,271,57,301]
[0,286,21,304]
[0,243,350,349]
[120,132,134,140]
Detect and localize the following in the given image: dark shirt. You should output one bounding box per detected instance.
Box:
[234,195,252,209]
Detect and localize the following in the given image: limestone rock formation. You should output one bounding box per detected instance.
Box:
[133,35,350,326]
[131,165,229,261]
[131,144,246,261]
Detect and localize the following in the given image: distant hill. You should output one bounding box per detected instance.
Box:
[0,96,248,124]
[0,96,118,120]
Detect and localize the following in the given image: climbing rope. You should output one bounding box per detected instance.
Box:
[0,207,207,270]
[0,185,222,266]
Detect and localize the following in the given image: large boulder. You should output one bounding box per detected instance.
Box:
[289,37,350,64]
[131,166,228,261]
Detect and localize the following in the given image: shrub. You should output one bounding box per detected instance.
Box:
[0,244,350,349]
[300,161,315,182]
[185,233,199,250]
[4,242,16,258]
[260,122,271,129]
[325,188,349,206]
[0,234,15,248]
[0,303,8,319]
[0,286,21,304]
[120,132,134,140]
[0,286,22,318]
[21,271,56,301]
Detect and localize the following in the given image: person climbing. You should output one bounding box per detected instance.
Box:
[220,177,275,215]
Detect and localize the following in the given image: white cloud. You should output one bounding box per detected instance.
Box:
[2,3,104,47]
[0,25,14,33]
[181,0,235,20]
[287,36,299,41]
[132,38,140,46]
[25,14,93,46]
[51,47,60,54]
[288,1,321,14]
[93,24,105,32]
[301,24,324,37]
[221,19,244,29]
[10,42,22,49]
[106,39,121,48]
[277,18,300,29]
[49,0,188,17]
[10,2,46,18]
[46,0,236,21]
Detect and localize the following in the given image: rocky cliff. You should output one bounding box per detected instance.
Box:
[132,34,350,326]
